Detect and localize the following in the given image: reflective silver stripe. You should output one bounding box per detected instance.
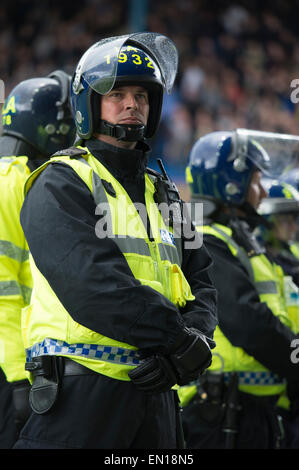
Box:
[26,338,140,367]
[158,243,180,265]
[92,170,108,206]
[0,280,32,302]
[21,285,33,304]
[211,225,279,295]
[0,240,29,263]
[113,236,151,256]
[85,159,181,264]
[0,280,21,296]
[255,281,278,295]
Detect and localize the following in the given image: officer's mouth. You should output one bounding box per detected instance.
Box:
[119,116,144,125]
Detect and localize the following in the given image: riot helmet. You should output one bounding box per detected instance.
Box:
[1,70,76,158]
[71,32,178,141]
[283,167,299,192]
[257,179,299,246]
[186,129,299,217]
[259,180,299,217]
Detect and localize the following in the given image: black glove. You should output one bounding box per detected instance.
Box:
[128,355,178,394]
[169,327,213,385]
[128,327,213,394]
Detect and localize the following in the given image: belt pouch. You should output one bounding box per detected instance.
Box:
[26,356,61,415]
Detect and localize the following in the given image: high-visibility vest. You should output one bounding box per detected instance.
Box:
[0,156,32,382]
[179,223,291,405]
[290,241,299,260]
[22,147,195,381]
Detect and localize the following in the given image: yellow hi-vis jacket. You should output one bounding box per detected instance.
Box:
[290,241,299,260]
[0,156,32,382]
[179,223,294,406]
[22,148,195,382]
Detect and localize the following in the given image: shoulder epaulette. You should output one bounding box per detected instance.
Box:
[51,146,88,158]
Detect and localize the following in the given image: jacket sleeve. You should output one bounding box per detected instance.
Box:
[20,163,193,353]
[204,234,299,381]
[0,162,31,382]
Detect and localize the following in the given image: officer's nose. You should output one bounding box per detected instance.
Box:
[260,182,268,200]
[124,93,138,110]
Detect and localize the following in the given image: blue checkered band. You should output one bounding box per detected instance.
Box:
[223,371,284,386]
[25,338,140,367]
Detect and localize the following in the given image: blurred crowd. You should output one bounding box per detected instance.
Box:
[1,0,299,179]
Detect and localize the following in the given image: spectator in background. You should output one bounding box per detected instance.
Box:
[1,0,299,181]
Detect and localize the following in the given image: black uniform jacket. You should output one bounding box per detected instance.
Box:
[204,226,299,382]
[20,138,217,355]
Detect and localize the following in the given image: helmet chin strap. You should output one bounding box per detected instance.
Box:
[98,120,146,142]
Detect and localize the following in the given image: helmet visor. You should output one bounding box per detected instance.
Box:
[232,129,299,177]
[259,198,299,215]
[73,32,178,96]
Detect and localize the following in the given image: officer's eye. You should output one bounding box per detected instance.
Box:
[45,124,56,135]
[59,123,71,135]
[136,93,148,102]
[109,92,122,98]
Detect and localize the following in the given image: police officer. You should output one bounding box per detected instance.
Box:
[258,180,299,448]
[258,180,299,286]
[0,71,76,448]
[181,130,299,449]
[14,32,217,449]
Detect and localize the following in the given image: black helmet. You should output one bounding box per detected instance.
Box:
[1,70,76,157]
[71,32,178,141]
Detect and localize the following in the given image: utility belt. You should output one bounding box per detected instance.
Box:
[192,371,283,406]
[25,356,98,415]
[189,371,283,449]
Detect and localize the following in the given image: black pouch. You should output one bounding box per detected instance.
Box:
[191,372,226,424]
[25,356,62,415]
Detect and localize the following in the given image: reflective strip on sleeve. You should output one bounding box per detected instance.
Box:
[0,280,32,303]
[0,240,29,263]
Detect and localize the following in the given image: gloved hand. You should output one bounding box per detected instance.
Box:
[128,327,213,394]
[128,354,178,394]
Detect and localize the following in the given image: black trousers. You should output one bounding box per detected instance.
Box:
[14,373,178,449]
[0,369,16,449]
[0,369,31,449]
[182,391,284,449]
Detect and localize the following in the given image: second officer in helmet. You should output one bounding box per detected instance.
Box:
[0,71,76,448]
[182,130,299,449]
[14,33,217,449]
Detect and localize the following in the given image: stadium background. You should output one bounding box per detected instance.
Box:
[1,0,299,199]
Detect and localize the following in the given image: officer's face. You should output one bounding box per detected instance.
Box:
[272,213,298,242]
[101,85,149,127]
[246,170,268,210]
